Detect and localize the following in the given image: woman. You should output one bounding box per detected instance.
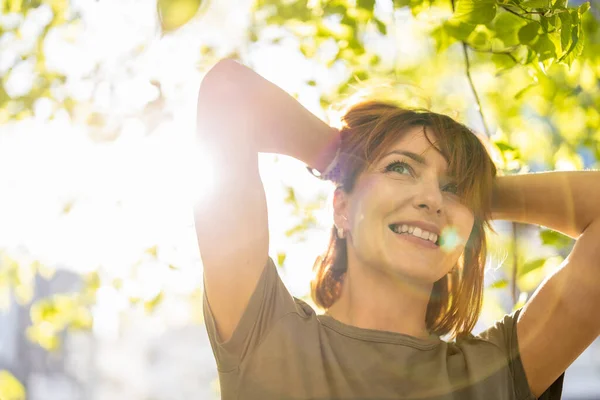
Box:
[195,59,600,400]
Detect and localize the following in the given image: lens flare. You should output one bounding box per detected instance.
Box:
[439,226,465,253]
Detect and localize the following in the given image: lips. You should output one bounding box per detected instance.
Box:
[389,223,440,246]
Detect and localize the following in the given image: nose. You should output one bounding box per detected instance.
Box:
[413,178,443,215]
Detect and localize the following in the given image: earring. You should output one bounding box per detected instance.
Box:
[336,226,345,239]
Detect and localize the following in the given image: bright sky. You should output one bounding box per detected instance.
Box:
[0,0,344,336]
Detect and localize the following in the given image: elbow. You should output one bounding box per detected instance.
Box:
[198,58,244,101]
[196,59,249,144]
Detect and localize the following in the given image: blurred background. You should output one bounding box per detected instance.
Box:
[0,0,599,399]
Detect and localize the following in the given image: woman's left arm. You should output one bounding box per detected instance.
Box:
[491,171,600,398]
[492,171,600,238]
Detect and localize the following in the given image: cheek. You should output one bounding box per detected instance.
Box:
[348,191,390,248]
[349,198,376,249]
[443,204,475,252]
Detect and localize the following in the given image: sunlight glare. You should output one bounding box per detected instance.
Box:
[180,137,215,206]
[439,226,465,253]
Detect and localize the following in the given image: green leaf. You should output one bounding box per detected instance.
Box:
[559,13,584,66]
[494,141,518,152]
[470,28,492,48]
[518,22,540,45]
[489,279,508,289]
[324,3,347,16]
[392,0,428,16]
[522,0,550,7]
[558,11,572,50]
[374,18,387,35]
[369,54,381,66]
[451,0,497,24]
[491,12,527,47]
[578,2,590,15]
[5,0,23,12]
[300,42,316,58]
[547,30,562,54]
[157,0,203,33]
[540,229,572,249]
[352,69,369,81]
[541,14,558,32]
[519,258,546,278]
[514,83,538,99]
[532,33,556,61]
[443,19,476,41]
[358,0,376,11]
[144,292,164,314]
[553,0,568,9]
[431,24,459,53]
[277,252,287,267]
[393,0,412,7]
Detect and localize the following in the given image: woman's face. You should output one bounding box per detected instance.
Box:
[335,126,475,284]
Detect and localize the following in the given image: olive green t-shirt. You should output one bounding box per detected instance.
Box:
[203,258,564,400]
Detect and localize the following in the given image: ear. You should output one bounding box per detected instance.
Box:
[333,187,350,230]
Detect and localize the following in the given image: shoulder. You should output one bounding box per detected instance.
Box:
[448,309,539,400]
[451,309,522,358]
[293,297,318,318]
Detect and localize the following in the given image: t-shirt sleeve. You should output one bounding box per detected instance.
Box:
[202,256,298,372]
[477,308,565,400]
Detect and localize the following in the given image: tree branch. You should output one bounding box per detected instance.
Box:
[500,5,537,22]
[450,0,490,138]
[461,43,491,138]
[467,45,520,65]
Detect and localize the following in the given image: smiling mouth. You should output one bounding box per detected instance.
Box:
[388,224,440,247]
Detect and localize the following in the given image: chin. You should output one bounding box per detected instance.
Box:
[385,261,446,286]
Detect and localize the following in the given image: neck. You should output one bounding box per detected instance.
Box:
[326,258,434,340]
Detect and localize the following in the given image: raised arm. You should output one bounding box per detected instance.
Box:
[491,171,600,397]
[492,171,600,238]
[195,59,338,343]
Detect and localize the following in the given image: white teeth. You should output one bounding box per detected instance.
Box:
[391,224,438,244]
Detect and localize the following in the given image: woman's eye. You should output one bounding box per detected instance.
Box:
[385,161,412,175]
[442,183,459,194]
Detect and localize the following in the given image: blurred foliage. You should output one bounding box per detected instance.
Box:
[0,0,599,394]
[0,0,77,122]
[0,370,25,400]
[25,278,96,351]
[157,0,205,33]
[283,186,328,241]
[0,250,97,351]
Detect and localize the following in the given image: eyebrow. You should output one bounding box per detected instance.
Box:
[381,150,456,179]
[381,150,428,166]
